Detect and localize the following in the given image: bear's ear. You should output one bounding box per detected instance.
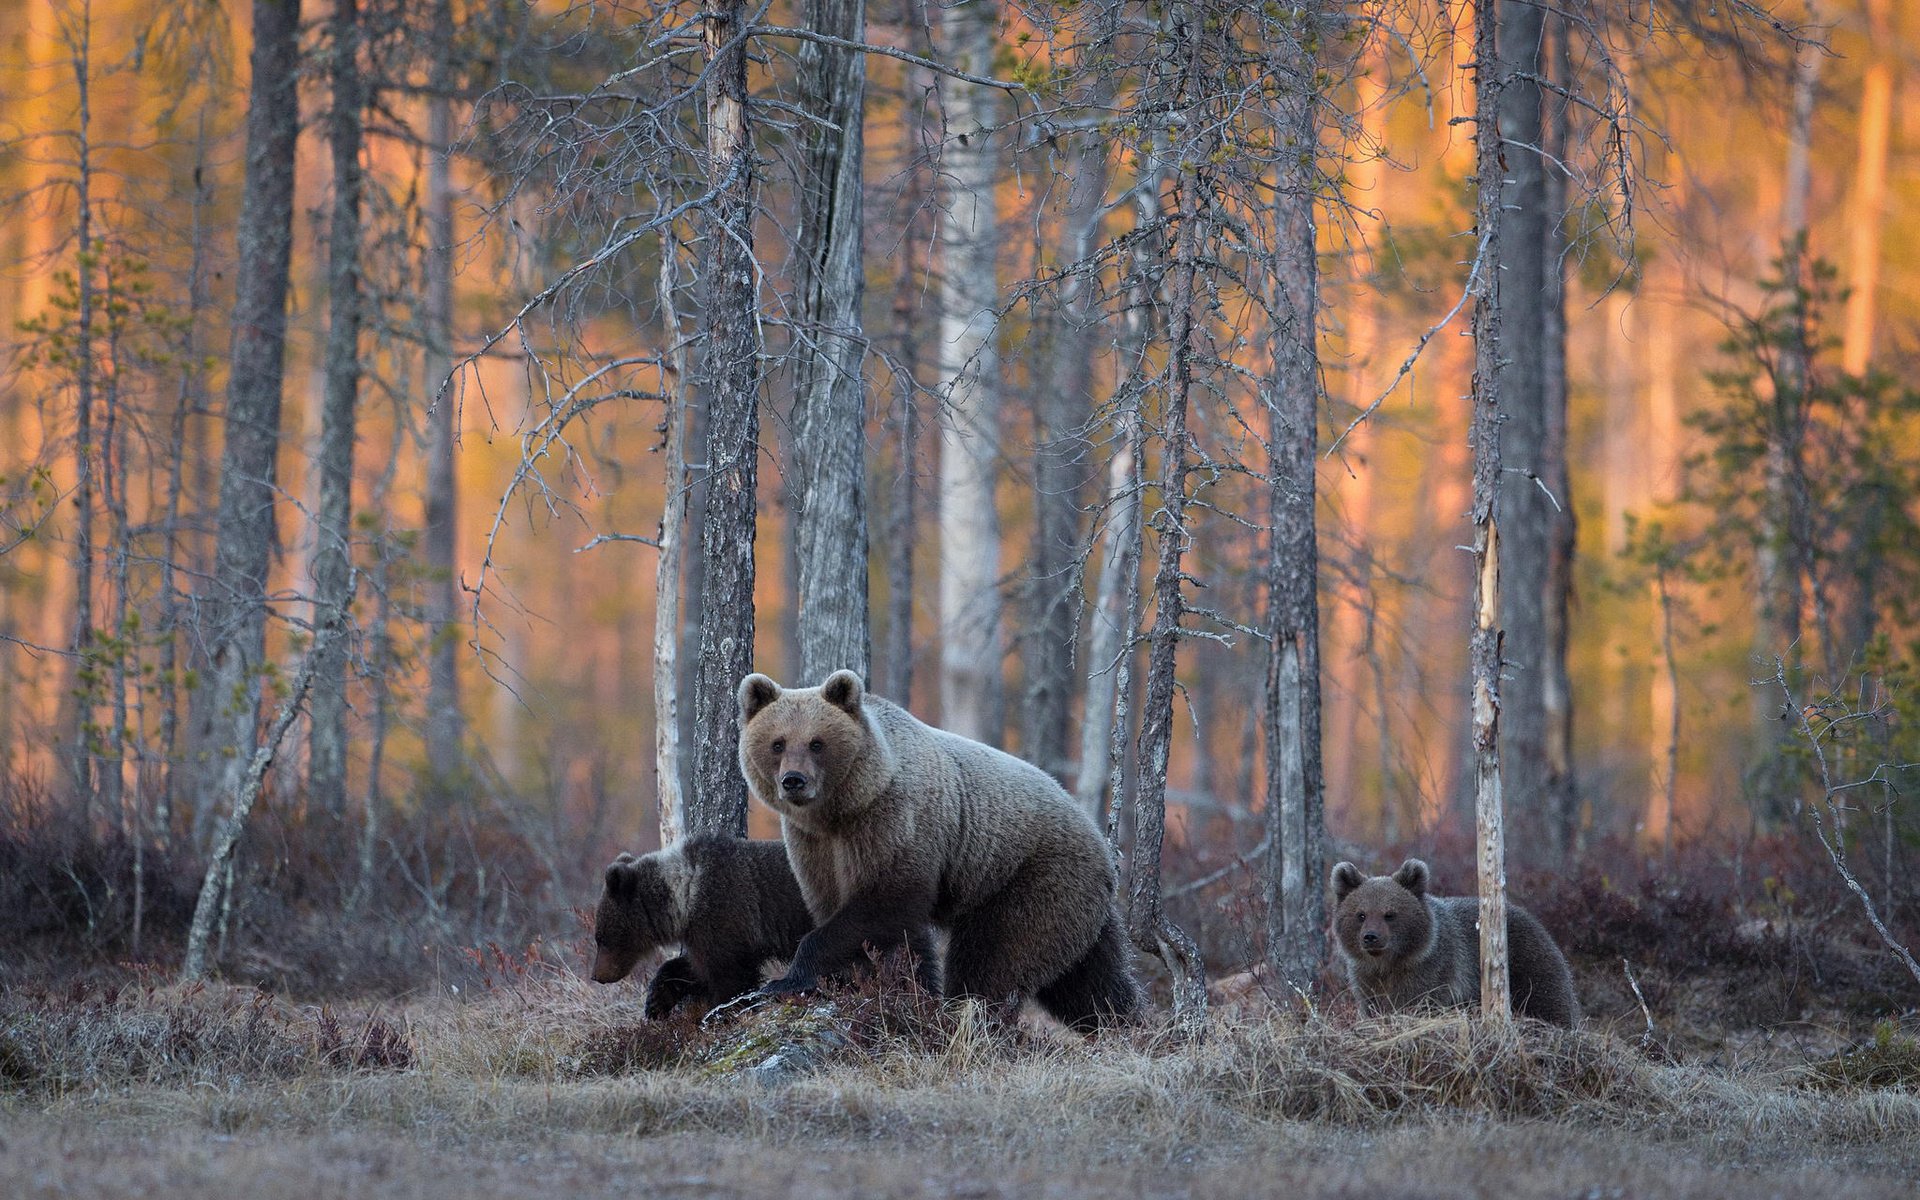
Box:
[1392,858,1430,896]
[739,674,782,723]
[1331,861,1365,901]
[604,854,641,900]
[820,670,864,716]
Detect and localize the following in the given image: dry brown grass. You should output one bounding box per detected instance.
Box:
[5,966,1919,1199]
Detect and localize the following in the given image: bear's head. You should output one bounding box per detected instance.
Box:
[1330,858,1434,966]
[590,849,687,984]
[737,670,891,827]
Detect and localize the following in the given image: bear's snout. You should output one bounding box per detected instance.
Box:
[1360,930,1384,954]
[779,770,814,800]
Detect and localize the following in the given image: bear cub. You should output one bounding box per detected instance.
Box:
[1331,858,1579,1027]
[591,835,814,1019]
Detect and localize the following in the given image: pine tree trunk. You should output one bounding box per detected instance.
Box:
[1470,0,1511,1021]
[935,0,1004,745]
[1492,0,1550,855]
[309,0,366,818]
[791,0,870,685]
[184,0,303,842]
[62,12,98,813]
[689,0,759,837]
[1539,8,1578,862]
[1263,8,1327,992]
[423,0,462,783]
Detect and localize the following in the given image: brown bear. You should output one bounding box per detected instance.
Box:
[1330,858,1579,1027]
[591,835,815,1019]
[737,670,1139,1032]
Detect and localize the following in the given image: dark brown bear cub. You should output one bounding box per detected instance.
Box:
[1330,858,1579,1027]
[591,835,814,1019]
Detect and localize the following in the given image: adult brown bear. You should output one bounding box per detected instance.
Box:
[737,670,1139,1032]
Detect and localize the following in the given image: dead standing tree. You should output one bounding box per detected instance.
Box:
[688,0,761,837]
[1262,3,1329,995]
[1469,0,1511,1020]
[790,0,872,684]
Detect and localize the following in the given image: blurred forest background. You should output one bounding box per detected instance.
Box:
[1,0,1917,999]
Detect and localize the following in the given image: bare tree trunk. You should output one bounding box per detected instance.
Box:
[1130,179,1208,1036]
[349,419,406,918]
[310,0,367,818]
[59,8,99,814]
[1470,0,1511,1021]
[1075,156,1161,821]
[1539,8,1578,862]
[1263,8,1327,994]
[654,230,689,846]
[1022,117,1110,783]
[156,111,213,844]
[423,0,462,783]
[935,0,1004,745]
[183,594,351,982]
[791,0,870,684]
[1493,0,1550,855]
[1841,0,1894,376]
[185,0,303,843]
[689,0,759,837]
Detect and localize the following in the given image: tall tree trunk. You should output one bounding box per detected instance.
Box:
[935,0,1004,745]
[310,0,367,818]
[1022,118,1110,783]
[1263,7,1327,993]
[156,111,214,843]
[791,0,870,684]
[1841,0,1894,376]
[1130,193,1207,1035]
[185,0,303,843]
[1492,0,1550,856]
[654,229,689,846]
[689,0,759,837]
[1470,0,1511,1020]
[1075,154,1161,821]
[880,162,921,706]
[423,0,462,783]
[61,8,98,813]
[1539,8,1578,862]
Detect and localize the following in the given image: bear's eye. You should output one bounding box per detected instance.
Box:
[1384,912,1396,921]
[770,738,786,755]
[808,738,824,753]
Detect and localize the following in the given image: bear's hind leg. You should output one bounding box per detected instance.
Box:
[1033,906,1139,1033]
[944,858,1107,1010]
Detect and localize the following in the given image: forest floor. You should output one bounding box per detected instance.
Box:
[5,949,1919,1200]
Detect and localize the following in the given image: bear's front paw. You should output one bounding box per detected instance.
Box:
[755,973,815,998]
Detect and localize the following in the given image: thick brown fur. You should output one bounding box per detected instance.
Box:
[1330,858,1580,1028]
[591,836,814,1019]
[737,670,1140,1032]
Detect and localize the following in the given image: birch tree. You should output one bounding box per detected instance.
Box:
[935,0,1005,745]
